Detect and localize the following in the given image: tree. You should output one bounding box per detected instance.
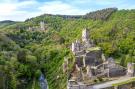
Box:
[35,69,42,79]
[17,49,27,63]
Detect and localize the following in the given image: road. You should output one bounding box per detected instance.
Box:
[92,76,135,89]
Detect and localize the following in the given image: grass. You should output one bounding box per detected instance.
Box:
[87,47,101,51]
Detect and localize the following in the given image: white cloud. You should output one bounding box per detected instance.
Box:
[0,0,135,21]
[0,0,40,21]
[38,1,89,15]
[0,11,41,21]
[0,0,89,21]
[68,0,92,4]
[0,0,18,3]
[0,3,16,15]
[17,0,39,8]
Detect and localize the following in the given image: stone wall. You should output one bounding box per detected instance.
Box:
[108,68,126,77]
[84,50,102,66]
[75,56,84,67]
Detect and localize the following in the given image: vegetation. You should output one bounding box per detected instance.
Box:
[84,8,118,20]
[0,8,135,89]
[0,20,18,30]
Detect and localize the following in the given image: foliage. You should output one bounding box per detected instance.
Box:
[84,8,118,20]
[0,8,135,89]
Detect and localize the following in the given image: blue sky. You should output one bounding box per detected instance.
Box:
[0,0,135,21]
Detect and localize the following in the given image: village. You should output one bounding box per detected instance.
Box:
[64,28,135,89]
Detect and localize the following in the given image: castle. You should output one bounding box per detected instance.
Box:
[28,21,47,31]
[67,28,135,89]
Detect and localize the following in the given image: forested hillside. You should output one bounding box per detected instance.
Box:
[0,20,18,29]
[0,8,135,89]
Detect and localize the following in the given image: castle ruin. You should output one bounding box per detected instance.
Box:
[28,21,47,31]
[67,28,135,89]
[40,21,45,30]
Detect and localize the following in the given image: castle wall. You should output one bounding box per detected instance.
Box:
[84,50,102,66]
[108,68,126,77]
[75,56,84,67]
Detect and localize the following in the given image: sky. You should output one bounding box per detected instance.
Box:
[0,0,135,21]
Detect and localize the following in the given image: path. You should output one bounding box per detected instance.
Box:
[91,76,135,89]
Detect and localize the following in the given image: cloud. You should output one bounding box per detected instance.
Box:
[0,11,41,21]
[17,0,39,9]
[0,0,135,21]
[0,0,41,21]
[38,1,89,15]
[0,3,16,16]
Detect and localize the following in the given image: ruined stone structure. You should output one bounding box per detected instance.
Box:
[28,27,32,30]
[101,53,106,62]
[28,21,47,31]
[105,57,126,77]
[86,66,93,78]
[82,28,94,49]
[82,28,89,43]
[127,63,134,77]
[71,29,94,55]
[40,21,45,30]
[83,47,102,67]
[71,40,82,53]
[67,28,135,89]
[63,57,69,73]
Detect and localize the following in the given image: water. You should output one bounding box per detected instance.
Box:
[39,73,48,89]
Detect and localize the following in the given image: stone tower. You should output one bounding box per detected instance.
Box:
[40,21,45,30]
[71,42,76,52]
[71,40,81,53]
[86,66,93,78]
[82,28,89,43]
[102,53,106,62]
[63,57,69,73]
[127,63,134,77]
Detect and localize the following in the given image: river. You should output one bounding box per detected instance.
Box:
[39,73,48,89]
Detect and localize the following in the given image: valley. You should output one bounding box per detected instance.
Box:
[0,8,135,89]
